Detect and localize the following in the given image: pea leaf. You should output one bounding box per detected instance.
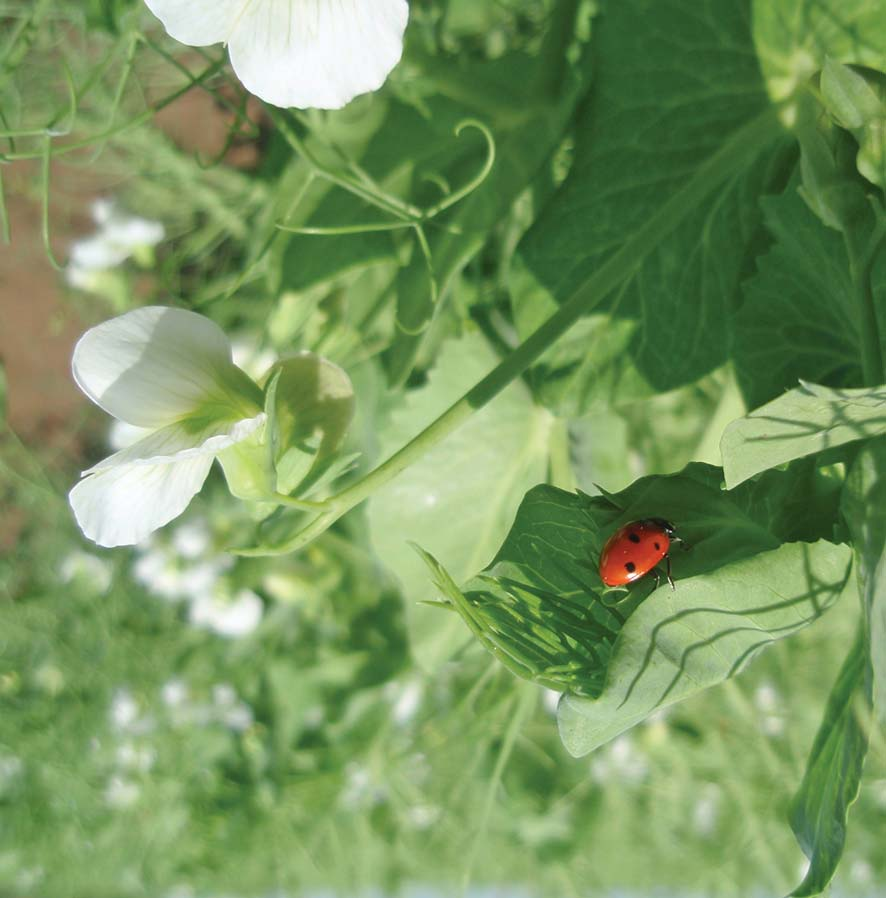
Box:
[842,437,886,720]
[367,332,553,670]
[421,460,845,704]
[722,381,886,488]
[733,189,862,409]
[513,0,785,393]
[788,627,870,897]
[559,539,852,757]
[753,0,886,104]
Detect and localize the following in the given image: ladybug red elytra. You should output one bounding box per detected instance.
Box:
[598,518,679,590]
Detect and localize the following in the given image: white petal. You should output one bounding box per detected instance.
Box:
[69,233,131,271]
[83,413,266,474]
[142,0,243,46]
[190,588,263,638]
[69,454,214,548]
[228,0,409,109]
[72,306,236,428]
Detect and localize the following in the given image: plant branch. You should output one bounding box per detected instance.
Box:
[845,221,886,387]
[240,108,784,556]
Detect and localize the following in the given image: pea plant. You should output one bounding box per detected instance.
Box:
[4,0,886,895]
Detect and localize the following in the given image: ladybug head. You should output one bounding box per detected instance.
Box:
[646,517,676,536]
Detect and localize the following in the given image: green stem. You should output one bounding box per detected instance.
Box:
[243,108,783,557]
[459,682,535,894]
[0,57,226,161]
[845,225,886,387]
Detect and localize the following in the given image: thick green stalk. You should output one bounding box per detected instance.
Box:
[244,108,784,556]
[845,226,886,387]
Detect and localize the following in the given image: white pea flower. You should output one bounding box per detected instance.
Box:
[143,0,409,110]
[66,199,164,291]
[69,306,266,548]
[189,587,263,638]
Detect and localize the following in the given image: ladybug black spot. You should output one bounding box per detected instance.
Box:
[628,532,641,544]
[625,561,636,573]
[654,542,661,551]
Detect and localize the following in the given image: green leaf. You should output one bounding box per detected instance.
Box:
[425,460,844,700]
[788,627,870,897]
[384,39,594,384]
[721,381,886,488]
[842,437,886,721]
[733,188,862,408]
[514,0,785,393]
[753,0,886,103]
[518,312,654,416]
[820,58,884,130]
[559,539,852,757]
[367,331,553,670]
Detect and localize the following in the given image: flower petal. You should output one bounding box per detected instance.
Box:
[69,454,214,548]
[83,413,266,475]
[72,306,237,428]
[142,0,243,46]
[228,0,409,109]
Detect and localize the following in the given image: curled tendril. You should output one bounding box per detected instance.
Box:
[422,119,496,219]
[272,117,496,322]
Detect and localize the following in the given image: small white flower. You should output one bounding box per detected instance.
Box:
[60,550,114,593]
[406,804,441,830]
[66,199,164,289]
[110,689,140,732]
[105,774,140,808]
[189,587,263,638]
[590,735,648,785]
[692,784,721,836]
[69,306,266,548]
[383,679,423,725]
[171,520,212,560]
[143,0,409,110]
[116,741,156,773]
[161,678,189,708]
[754,681,785,736]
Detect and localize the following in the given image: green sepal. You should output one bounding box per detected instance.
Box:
[266,353,356,497]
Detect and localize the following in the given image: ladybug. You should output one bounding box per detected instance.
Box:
[598,518,679,590]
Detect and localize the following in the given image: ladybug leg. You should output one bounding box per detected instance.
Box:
[651,569,662,591]
[666,555,675,591]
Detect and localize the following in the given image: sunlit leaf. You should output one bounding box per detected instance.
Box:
[559,540,852,756]
[368,331,553,670]
[788,627,870,897]
[721,382,886,488]
[421,460,845,705]
[842,437,886,720]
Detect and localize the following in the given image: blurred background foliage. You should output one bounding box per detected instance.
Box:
[1,0,885,896]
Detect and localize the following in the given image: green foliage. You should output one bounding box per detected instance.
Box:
[733,189,863,407]
[84,0,137,34]
[422,461,846,699]
[752,0,886,102]
[788,628,871,897]
[368,332,552,669]
[722,381,886,488]
[514,0,786,396]
[7,0,886,894]
[560,539,853,757]
[842,438,886,720]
